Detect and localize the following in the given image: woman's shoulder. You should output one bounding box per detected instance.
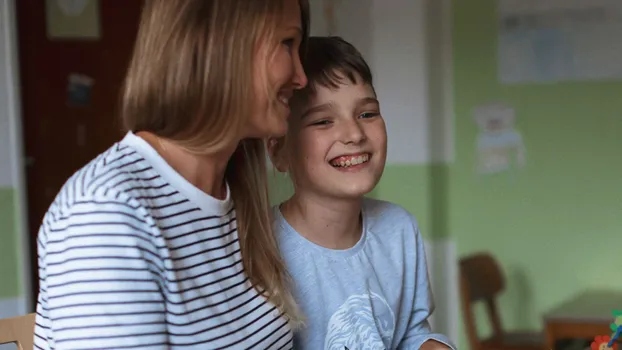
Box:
[44,141,164,223]
[36,141,172,258]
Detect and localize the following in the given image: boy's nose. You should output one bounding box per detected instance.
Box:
[341,120,366,145]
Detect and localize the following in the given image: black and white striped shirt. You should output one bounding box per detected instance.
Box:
[34,132,293,350]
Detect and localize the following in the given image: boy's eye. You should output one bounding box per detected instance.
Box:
[310,119,331,126]
[359,112,379,119]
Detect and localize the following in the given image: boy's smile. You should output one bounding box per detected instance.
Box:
[329,152,370,170]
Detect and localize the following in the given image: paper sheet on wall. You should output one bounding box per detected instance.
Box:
[473,103,525,176]
[498,0,622,84]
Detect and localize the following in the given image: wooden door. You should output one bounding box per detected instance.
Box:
[16,0,143,305]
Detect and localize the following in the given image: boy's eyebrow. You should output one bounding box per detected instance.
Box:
[357,97,379,106]
[300,103,333,119]
[300,97,378,119]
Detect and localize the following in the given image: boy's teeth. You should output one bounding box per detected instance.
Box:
[332,154,370,168]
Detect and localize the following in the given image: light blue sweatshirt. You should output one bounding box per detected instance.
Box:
[274,198,456,350]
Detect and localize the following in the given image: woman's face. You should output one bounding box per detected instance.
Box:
[245,0,308,139]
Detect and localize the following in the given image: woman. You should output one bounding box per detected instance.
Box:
[33,0,308,349]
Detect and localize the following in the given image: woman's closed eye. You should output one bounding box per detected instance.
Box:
[282,38,295,51]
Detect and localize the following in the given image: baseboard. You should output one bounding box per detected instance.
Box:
[0,296,27,319]
[424,238,459,345]
[0,296,27,350]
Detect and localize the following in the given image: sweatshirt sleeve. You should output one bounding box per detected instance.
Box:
[397,222,456,350]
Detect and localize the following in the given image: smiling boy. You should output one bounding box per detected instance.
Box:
[268,36,455,349]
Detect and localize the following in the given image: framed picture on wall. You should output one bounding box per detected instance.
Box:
[45,0,101,40]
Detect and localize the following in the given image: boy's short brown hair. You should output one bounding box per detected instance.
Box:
[292,36,374,109]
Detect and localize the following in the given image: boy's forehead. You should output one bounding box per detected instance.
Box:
[308,82,376,108]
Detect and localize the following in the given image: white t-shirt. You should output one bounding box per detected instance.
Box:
[34,132,293,350]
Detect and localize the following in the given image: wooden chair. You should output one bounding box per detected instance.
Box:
[460,253,544,350]
[0,313,36,350]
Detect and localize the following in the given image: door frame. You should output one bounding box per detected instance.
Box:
[1,0,33,313]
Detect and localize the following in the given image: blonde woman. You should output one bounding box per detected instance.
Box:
[33,0,308,349]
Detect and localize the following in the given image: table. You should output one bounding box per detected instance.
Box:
[544,291,622,349]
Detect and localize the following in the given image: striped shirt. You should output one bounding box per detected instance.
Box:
[34,132,293,350]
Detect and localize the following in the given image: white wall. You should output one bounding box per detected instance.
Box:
[0,0,15,188]
[0,0,32,317]
[425,239,459,345]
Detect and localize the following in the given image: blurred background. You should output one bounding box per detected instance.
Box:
[1,0,621,349]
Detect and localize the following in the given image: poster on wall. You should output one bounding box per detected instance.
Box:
[67,73,94,107]
[473,103,525,176]
[46,0,101,40]
[497,0,622,84]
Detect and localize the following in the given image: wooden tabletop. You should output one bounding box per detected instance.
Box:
[544,290,622,324]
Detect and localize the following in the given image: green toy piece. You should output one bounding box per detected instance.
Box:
[609,311,622,347]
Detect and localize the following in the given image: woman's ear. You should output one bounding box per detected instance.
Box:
[267,137,289,172]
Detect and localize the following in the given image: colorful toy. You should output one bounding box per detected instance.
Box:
[590,311,622,349]
[607,310,622,348]
[592,335,617,350]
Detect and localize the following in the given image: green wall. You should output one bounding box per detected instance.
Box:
[0,188,21,298]
[452,0,622,345]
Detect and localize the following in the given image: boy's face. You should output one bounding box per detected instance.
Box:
[271,77,387,200]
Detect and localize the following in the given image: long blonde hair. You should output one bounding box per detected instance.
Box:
[121,0,309,324]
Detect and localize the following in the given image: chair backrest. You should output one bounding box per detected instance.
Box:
[459,253,506,350]
[0,313,36,350]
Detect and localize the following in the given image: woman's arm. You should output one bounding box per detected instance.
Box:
[35,192,169,350]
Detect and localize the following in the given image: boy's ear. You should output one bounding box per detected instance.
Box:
[267,137,289,173]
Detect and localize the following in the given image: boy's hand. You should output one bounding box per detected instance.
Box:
[420,339,452,350]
